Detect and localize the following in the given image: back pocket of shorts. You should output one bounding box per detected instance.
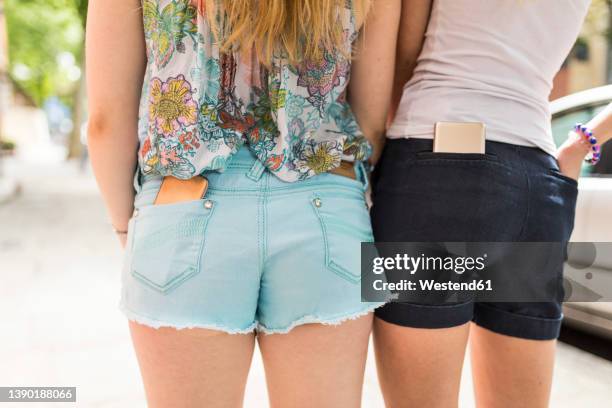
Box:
[310,193,373,284]
[548,168,579,188]
[130,200,214,294]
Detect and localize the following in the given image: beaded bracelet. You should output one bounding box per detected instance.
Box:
[574,123,601,165]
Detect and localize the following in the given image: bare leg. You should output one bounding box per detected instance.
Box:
[470,323,555,408]
[258,314,374,408]
[373,318,470,408]
[129,322,255,408]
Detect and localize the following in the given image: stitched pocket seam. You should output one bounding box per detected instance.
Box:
[130,204,215,294]
[310,194,363,284]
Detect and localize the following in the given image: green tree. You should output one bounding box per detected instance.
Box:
[68,0,87,158]
[6,0,88,157]
[5,0,85,107]
[74,0,88,26]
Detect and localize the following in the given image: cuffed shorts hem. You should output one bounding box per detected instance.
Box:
[472,303,562,341]
[374,301,562,340]
[374,301,474,329]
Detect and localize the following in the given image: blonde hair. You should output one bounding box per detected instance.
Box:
[195,0,370,65]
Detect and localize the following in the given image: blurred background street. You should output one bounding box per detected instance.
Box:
[1,0,612,407]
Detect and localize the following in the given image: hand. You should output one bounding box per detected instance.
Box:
[556,132,590,182]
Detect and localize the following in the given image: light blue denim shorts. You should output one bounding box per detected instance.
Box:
[119,147,383,334]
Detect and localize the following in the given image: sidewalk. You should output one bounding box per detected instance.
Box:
[0,159,611,407]
[0,153,20,204]
[0,176,18,203]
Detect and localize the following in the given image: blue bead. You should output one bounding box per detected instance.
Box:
[589,137,597,144]
[594,152,601,158]
[581,126,589,133]
[586,131,593,137]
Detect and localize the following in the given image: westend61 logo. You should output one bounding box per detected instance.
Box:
[372,253,487,275]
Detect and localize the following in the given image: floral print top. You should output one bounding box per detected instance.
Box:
[137,0,370,182]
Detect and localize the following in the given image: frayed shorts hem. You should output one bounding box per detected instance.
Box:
[257,302,386,335]
[119,304,257,334]
[120,302,385,335]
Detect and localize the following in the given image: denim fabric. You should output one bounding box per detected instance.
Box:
[371,138,578,340]
[120,147,383,334]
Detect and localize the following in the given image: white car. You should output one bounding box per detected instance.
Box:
[551,85,612,339]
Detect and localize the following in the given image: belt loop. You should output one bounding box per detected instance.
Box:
[246,159,266,182]
[354,161,369,192]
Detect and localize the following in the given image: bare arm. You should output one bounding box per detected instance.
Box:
[557,103,612,180]
[86,0,146,245]
[349,0,401,165]
[389,0,432,123]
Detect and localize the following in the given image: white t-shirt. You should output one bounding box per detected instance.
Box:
[387,0,591,156]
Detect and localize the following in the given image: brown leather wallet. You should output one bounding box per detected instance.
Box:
[329,161,357,180]
[154,176,209,205]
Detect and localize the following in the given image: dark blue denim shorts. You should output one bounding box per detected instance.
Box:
[370,138,578,340]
